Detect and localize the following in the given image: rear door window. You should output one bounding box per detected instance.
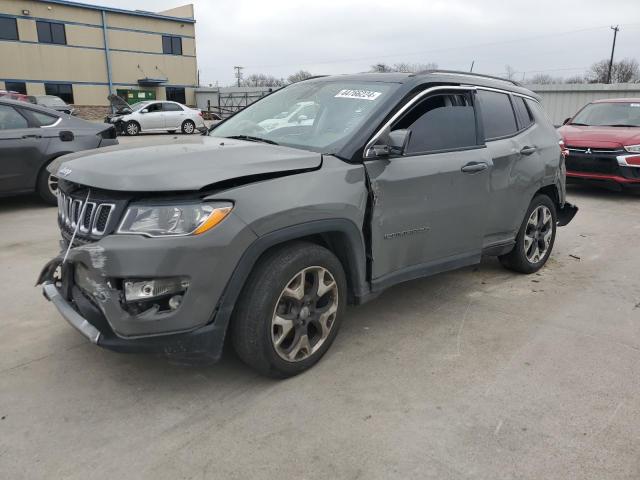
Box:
[513,96,534,130]
[0,105,28,130]
[477,90,518,140]
[393,93,478,154]
[162,102,183,111]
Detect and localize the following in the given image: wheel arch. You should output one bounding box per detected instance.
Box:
[35,152,74,190]
[213,219,369,337]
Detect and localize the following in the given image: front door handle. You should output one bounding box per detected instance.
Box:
[22,134,42,139]
[520,146,537,156]
[461,161,488,173]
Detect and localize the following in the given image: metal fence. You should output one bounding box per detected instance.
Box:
[195,87,275,119]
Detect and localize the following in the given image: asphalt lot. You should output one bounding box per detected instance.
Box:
[1,135,640,479]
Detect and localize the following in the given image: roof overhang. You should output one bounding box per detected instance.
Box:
[137,78,168,86]
[37,0,196,23]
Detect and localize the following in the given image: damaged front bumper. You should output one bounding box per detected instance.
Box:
[38,214,256,358]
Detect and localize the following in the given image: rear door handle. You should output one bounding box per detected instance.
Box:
[22,134,42,139]
[461,161,488,173]
[520,146,537,156]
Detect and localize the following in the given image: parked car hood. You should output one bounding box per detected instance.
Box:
[50,136,322,192]
[108,94,132,114]
[558,124,640,149]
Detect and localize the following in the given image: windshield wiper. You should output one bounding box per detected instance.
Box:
[225,135,279,145]
[603,124,638,127]
[569,122,590,126]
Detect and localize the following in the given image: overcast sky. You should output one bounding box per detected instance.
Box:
[94,0,640,86]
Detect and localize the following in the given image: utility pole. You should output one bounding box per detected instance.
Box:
[233,66,244,87]
[469,60,474,72]
[606,25,619,84]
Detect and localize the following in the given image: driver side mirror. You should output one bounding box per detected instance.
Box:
[368,129,411,157]
[140,108,148,114]
[562,117,571,125]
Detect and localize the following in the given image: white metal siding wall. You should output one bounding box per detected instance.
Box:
[527,84,640,125]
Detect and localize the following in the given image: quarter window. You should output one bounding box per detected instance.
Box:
[393,93,478,154]
[477,90,518,139]
[162,35,182,55]
[0,17,18,40]
[0,105,28,130]
[29,110,58,126]
[513,96,534,130]
[44,83,74,104]
[36,21,67,45]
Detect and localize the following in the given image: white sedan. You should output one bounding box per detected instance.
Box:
[106,96,206,136]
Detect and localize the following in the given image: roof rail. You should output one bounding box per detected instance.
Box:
[412,69,522,87]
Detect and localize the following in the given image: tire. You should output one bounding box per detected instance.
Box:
[499,194,557,274]
[36,168,58,205]
[231,241,347,378]
[125,121,140,136]
[181,120,196,134]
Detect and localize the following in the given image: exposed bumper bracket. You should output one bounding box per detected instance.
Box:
[558,202,578,227]
[43,281,101,344]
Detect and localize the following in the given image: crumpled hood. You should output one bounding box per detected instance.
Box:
[558,124,640,149]
[50,136,322,192]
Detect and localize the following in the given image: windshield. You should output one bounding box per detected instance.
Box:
[130,101,151,112]
[571,102,640,127]
[211,80,397,152]
[39,95,67,106]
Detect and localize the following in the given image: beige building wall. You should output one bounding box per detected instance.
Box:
[0,0,198,107]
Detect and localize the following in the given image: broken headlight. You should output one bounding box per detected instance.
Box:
[117,202,232,237]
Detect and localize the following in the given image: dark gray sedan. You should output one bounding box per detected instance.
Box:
[0,98,117,204]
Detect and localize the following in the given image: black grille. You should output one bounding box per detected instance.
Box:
[565,147,622,175]
[57,191,117,243]
[95,206,111,232]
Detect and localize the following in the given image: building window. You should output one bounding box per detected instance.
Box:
[36,21,66,45]
[165,87,186,104]
[0,17,18,40]
[44,83,74,104]
[5,81,27,94]
[162,35,182,55]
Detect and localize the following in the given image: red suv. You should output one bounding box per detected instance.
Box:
[558,98,640,191]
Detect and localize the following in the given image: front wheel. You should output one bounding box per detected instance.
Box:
[125,121,140,136]
[500,194,557,274]
[36,168,58,205]
[231,242,347,378]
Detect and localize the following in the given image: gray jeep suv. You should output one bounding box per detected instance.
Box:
[39,71,577,377]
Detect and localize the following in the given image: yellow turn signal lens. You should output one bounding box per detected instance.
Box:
[193,206,233,235]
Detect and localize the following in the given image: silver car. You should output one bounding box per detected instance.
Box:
[105,95,206,136]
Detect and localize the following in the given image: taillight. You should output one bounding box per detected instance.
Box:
[99,126,117,140]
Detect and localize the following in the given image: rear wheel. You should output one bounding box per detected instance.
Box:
[181,120,196,134]
[36,168,58,205]
[500,194,557,274]
[125,121,140,136]
[232,242,347,378]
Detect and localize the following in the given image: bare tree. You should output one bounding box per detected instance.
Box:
[504,65,517,80]
[564,74,586,84]
[370,62,438,73]
[287,70,313,83]
[240,73,285,88]
[528,73,562,85]
[587,58,640,83]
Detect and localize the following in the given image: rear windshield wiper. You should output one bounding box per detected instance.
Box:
[224,135,279,145]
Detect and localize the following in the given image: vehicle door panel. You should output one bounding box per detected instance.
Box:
[162,103,184,129]
[364,90,492,282]
[141,103,165,130]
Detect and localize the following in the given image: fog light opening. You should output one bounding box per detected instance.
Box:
[168,295,182,310]
[121,277,189,315]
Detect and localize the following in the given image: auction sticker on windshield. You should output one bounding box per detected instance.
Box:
[335,89,382,101]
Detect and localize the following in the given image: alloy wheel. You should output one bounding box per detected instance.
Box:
[183,121,195,134]
[126,123,139,135]
[271,266,339,362]
[47,174,59,197]
[524,205,553,263]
